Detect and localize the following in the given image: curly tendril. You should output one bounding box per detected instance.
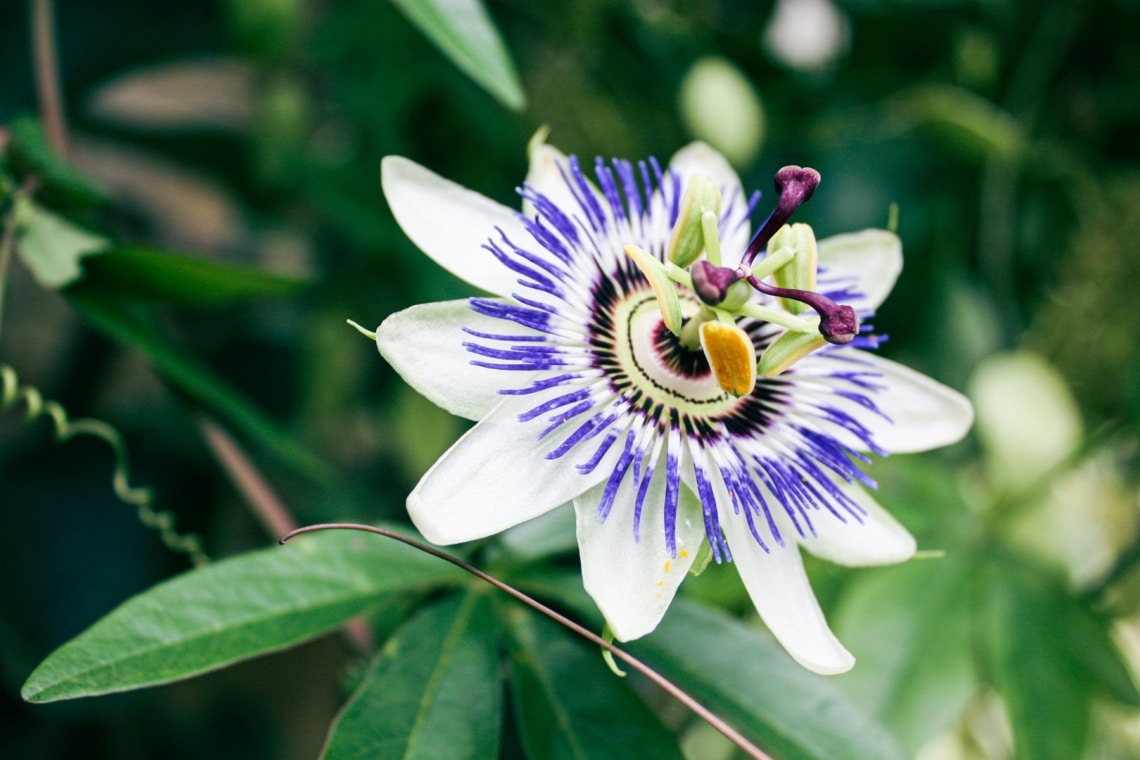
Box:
[1,363,207,566]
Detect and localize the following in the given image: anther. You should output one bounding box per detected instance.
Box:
[741,166,821,267]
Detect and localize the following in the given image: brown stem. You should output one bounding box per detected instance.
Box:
[199,419,373,654]
[281,522,775,760]
[31,0,69,158]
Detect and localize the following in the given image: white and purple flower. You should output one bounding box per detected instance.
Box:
[372,140,973,674]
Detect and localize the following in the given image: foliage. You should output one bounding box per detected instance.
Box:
[3,0,1140,759]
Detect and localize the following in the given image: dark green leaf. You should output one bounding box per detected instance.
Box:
[21,529,463,702]
[323,592,500,760]
[5,116,108,207]
[66,285,333,482]
[521,571,903,760]
[506,606,685,760]
[390,0,525,110]
[634,599,907,760]
[81,245,308,306]
[833,557,976,754]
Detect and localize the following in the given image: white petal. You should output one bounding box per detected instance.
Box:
[522,141,579,218]
[667,142,752,262]
[381,156,526,296]
[408,396,616,545]
[721,509,855,674]
[575,468,705,641]
[854,354,974,454]
[816,229,902,311]
[376,299,520,421]
[797,479,916,566]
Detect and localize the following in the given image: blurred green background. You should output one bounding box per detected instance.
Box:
[2,0,1139,758]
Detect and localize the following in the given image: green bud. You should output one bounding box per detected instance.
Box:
[769,222,818,314]
[666,175,721,267]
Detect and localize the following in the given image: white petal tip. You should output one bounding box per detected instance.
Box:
[792,647,856,675]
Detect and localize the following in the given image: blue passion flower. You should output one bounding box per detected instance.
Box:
[374,140,973,674]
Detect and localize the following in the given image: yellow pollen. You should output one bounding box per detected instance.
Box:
[664,560,672,573]
[699,321,757,397]
[679,549,690,558]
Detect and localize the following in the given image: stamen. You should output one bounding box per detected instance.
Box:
[741,166,821,267]
[746,274,859,344]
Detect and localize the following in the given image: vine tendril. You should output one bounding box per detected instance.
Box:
[1,363,207,566]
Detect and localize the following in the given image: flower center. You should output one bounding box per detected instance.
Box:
[611,289,742,417]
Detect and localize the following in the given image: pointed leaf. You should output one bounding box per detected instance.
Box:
[506,607,685,760]
[22,529,464,703]
[390,0,525,110]
[81,245,308,306]
[632,599,908,760]
[520,571,903,760]
[323,593,500,760]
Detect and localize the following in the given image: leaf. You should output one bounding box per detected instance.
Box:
[14,199,110,289]
[891,84,1029,163]
[519,571,903,760]
[5,116,108,207]
[80,245,308,306]
[635,601,908,760]
[322,593,500,760]
[506,606,685,760]
[21,528,464,703]
[983,556,1140,760]
[390,0,525,110]
[66,285,332,482]
[833,558,977,754]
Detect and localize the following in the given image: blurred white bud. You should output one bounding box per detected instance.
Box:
[677,56,765,168]
[762,0,851,73]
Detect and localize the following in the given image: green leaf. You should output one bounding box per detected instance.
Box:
[81,245,308,306]
[984,556,1140,760]
[66,285,333,482]
[323,592,501,760]
[833,558,976,754]
[21,528,463,703]
[634,599,907,760]
[505,606,685,760]
[5,116,108,207]
[892,84,1029,163]
[390,0,525,110]
[14,199,110,289]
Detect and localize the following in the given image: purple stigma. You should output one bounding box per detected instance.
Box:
[741,166,821,267]
[746,276,860,344]
[691,260,742,306]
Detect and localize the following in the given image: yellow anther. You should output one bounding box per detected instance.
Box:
[699,321,757,397]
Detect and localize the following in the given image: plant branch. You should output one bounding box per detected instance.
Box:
[31,0,69,158]
[200,421,373,654]
[281,522,774,760]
